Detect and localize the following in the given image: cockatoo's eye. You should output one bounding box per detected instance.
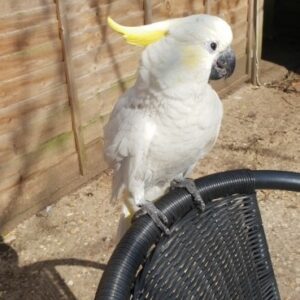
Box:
[210,42,217,51]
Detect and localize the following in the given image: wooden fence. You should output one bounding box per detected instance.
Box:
[0,0,255,233]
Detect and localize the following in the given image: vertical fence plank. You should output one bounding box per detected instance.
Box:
[55,0,86,175]
[250,0,264,85]
[204,0,211,14]
[144,0,152,24]
[247,0,255,77]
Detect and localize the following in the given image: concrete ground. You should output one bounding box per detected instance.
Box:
[1,61,299,300]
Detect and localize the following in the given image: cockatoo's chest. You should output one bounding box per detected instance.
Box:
[145,93,223,182]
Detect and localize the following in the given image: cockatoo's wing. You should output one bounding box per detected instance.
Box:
[104,87,154,203]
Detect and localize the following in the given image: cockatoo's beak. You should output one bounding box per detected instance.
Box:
[107,17,170,46]
[210,47,236,80]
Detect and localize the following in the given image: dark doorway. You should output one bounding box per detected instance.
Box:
[262,0,300,73]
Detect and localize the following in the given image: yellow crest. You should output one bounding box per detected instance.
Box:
[107,17,170,46]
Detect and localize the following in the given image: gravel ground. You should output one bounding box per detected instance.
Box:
[1,62,299,300]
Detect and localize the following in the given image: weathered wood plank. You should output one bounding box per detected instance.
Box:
[66,0,143,32]
[76,52,139,97]
[217,3,249,25]
[0,85,68,134]
[79,76,135,126]
[0,5,56,34]
[0,99,70,139]
[64,0,102,15]
[85,137,107,171]
[0,130,75,184]
[65,0,123,16]
[210,0,248,14]
[0,138,107,234]
[144,0,153,24]
[0,40,62,81]
[233,36,248,57]
[152,0,205,19]
[69,12,144,57]
[72,39,141,78]
[152,0,248,21]
[82,114,109,145]
[232,20,248,40]
[0,20,59,57]
[0,149,79,230]
[0,104,72,163]
[0,63,65,109]
[0,0,54,16]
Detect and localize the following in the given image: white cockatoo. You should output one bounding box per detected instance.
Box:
[104,14,235,238]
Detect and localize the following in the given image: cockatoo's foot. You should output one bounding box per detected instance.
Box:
[171,178,205,211]
[134,201,170,235]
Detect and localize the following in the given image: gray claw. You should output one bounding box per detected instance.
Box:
[138,201,170,235]
[172,178,205,211]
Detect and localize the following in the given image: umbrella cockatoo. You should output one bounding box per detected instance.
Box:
[104,14,235,238]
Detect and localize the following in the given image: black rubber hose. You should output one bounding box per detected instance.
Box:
[95,169,300,300]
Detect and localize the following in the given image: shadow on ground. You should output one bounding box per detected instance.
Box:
[0,236,105,300]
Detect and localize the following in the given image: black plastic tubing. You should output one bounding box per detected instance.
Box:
[95,169,300,300]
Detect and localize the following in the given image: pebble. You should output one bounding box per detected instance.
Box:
[67,280,74,286]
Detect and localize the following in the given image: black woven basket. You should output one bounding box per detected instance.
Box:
[95,169,300,300]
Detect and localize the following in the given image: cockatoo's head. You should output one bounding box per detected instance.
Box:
[108,15,235,87]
